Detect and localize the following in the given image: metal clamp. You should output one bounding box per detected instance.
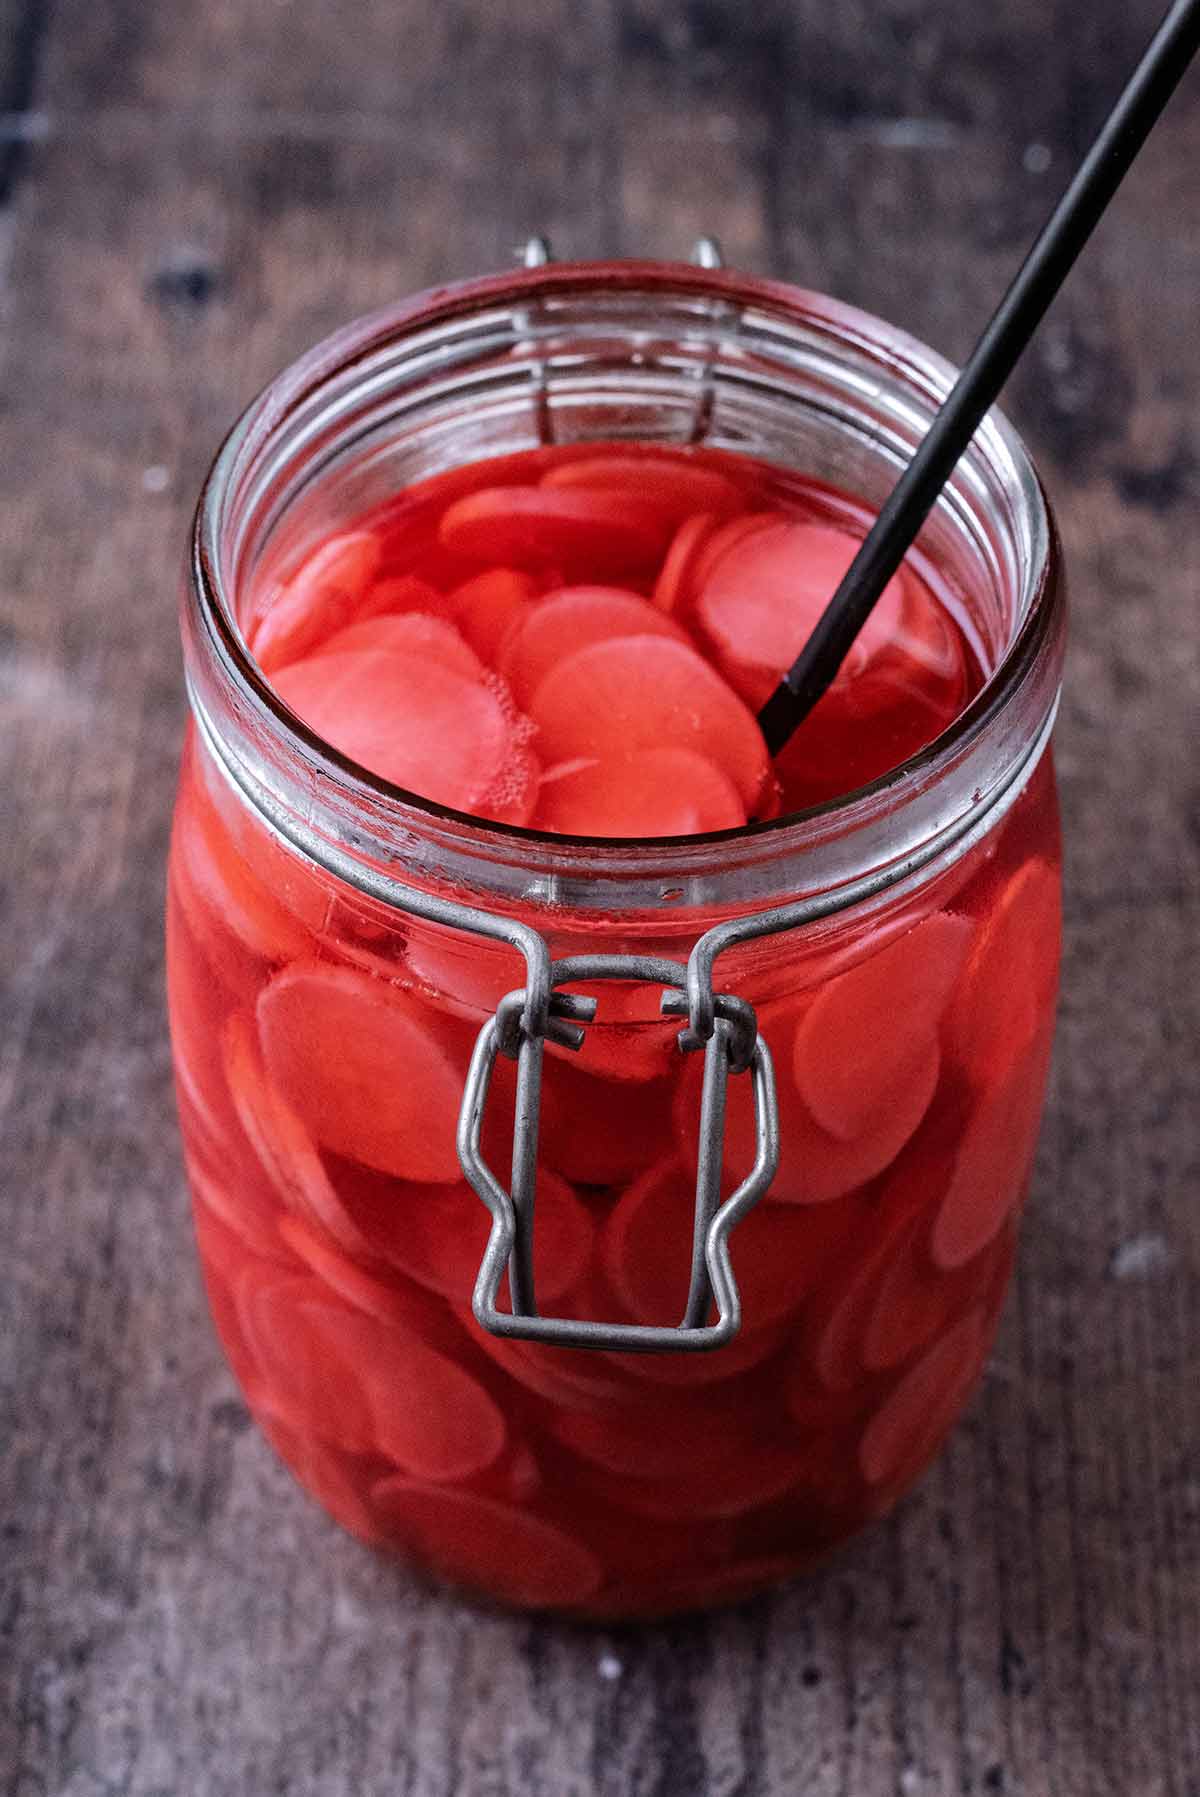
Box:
[457,954,779,1353]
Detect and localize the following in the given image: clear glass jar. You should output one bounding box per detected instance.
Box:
[168,262,1065,1618]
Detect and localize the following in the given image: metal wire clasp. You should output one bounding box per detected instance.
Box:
[457,954,779,1353]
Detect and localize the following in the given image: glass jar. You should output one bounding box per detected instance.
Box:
[169,261,1065,1618]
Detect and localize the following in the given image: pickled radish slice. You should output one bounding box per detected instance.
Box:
[793,914,970,1140]
[863,1211,1005,1373]
[222,1011,377,1256]
[653,511,719,613]
[931,1040,1050,1269]
[238,1273,378,1453]
[271,646,539,826]
[535,748,746,837]
[251,531,382,674]
[680,1025,941,1206]
[308,611,483,678]
[695,521,907,709]
[260,1415,382,1544]
[688,512,779,593]
[603,1160,852,1332]
[256,962,465,1183]
[539,1056,676,1186]
[275,1212,437,1330]
[528,635,773,814]
[448,567,539,662]
[945,859,1061,1084]
[540,452,744,522]
[353,573,452,621]
[171,781,312,968]
[497,586,687,708]
[858,1306,987,1486]
[439,487,671,579]
[328,1312,506,1482]
[371,1479,604,1607]
[581,1440,800,1522]
[398,1168,595,1306]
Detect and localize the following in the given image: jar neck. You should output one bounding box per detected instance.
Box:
[186,261,1065,920]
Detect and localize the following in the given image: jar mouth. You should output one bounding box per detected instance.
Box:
[190,260,1062,910]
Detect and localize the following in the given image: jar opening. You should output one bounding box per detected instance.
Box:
[188,262,1064,913]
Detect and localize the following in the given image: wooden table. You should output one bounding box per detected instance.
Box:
[2,3,1197,1792]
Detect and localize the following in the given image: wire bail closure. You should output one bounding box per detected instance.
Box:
[457,954,779,1353]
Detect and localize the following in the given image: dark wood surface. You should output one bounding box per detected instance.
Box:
[2,3,1197,1792]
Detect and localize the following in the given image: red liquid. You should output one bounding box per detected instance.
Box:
[169,443,1060,1615]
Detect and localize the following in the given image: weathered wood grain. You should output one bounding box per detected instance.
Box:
[0,2,1196,1793]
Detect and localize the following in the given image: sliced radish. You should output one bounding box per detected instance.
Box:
[694,521,907,710]
[528,634,773,815]
[170,779,312,969]
[275,1211,436,1330]
[250,531,382,674]
[677,1015,941,1208]
[858,1306,987,1486]
[448,567,540,663]
[602,1159,852,1333]
[944,859,1061,1085]
[862,1209,1008,1374]
[237,1271,379,1453]
[540,451,745,524]
[307,611,483,678]
[652,511,719,614]
[222,1010,378,1255]
[539,1054,677,1187]
[497,585,687,708]
[371,1478,604,1607]
[930,1036,1051,1269]
[259,1414,383,1544]
[394,1168,596,1308]
[439,486,672,579]
[271,645,539,825]
[255,962,466,1183]
[320,1309,506,1482]
[354,573,453,621]
[792,913,971,1140]
[535,747,746,837]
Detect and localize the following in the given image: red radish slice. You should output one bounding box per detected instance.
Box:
[863,1210,1010,1374]
[384,1168,596,1307]
[536,748,746,837]
[354,573,453,621]
[688,512,779,592]
[603,1159,853,1333]
[653,511,719,614]
[497,585,687,708]
[694,521,908,710]
[222,1010,377,1255]
[539,1055,677,1186]
[275,1212,433,1329]
[256,962,466,1183]
[307,611,483,678]
[930,1037,1050,1269]
[251,531,382,674]
[945,859,1061,1085]
[170,781,312,969]
[448,567,540,662]
[271,646,539,826]
[439,487,673,579]
[188,1159,287,1264]
[319,1309,506,1482]
[858,1306,987,1486]
[540,452,744,523]
[792,913,971,1140]
[259,1414,383,1545]
[677,1019,941,1207]
[528,634,773,815]
[604,1316,790,1389]
[580,1438,801,1523]
[371,1478,604,1607]
[237,1272,379,1454]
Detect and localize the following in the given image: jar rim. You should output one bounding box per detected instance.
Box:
[189,259,1063,908]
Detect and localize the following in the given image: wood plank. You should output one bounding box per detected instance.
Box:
[1,2,1196,1793]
